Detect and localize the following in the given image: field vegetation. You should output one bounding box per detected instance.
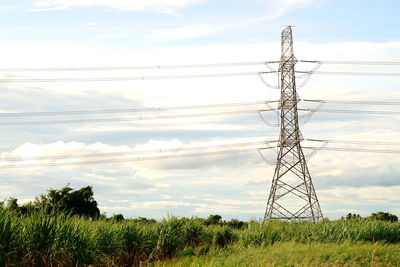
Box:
[1,208,400,266]
[159,242,400,266]
[1,186,399,266]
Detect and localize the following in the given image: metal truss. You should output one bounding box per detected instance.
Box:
[264,26,323,222]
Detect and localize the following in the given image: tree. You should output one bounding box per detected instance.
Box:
[5,198,19,211]
[132,217,157,224]
[111,213,125,222]
[345,213,361,220]
[205,214,222,225]
[369,211,398,222]
[34,185,100,219]
[226,219,246,229]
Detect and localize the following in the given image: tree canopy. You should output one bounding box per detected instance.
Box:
[369,211,398,222]
[1,185,100,219]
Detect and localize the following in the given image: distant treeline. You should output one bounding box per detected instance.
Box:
[1,185,398,223]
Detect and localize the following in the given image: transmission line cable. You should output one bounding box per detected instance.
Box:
[299,108,400,116]
[0,61,281,72]
[302,139,400,156]
[306,139,400,146]
[302,99,400,106]
[295,62,322,81]
[257,149,277,165]
[298,101,325,126]
[295,23,400,29]
[300,60,400,65]
[1,140,277,162]
[304,146,400,154]
[0,71,278,83]
[0,146,276,169]
[0,108,275,126]
[296,70,400,76]
[0,100,277,117]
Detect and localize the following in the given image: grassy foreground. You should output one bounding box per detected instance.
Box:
[1,208,400,266]
[158,242,400,266]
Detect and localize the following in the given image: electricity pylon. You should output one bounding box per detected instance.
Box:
[264,26,323,222]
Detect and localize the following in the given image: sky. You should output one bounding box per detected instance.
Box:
[0,0,399,220]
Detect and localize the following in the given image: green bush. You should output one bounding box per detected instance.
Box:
[115,223,149,266]
[211,226,237,248]
[182,219,207,246]
[150,217,185,260]
[0,209,20,265]
[227,218,246,229]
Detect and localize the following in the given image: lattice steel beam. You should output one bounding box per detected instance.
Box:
[264,26,323,222]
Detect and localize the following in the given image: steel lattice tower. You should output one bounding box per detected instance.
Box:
[264,26,323,222]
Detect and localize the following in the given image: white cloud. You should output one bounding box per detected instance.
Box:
[72,123,261,134]
[4,39,400,113]
[101,200,263,215]
[31,0,207,12]
[145,0,324,41]
[192,204,262,215]
[0,5,16,11]
[268,0,325,19]
[182,195,196,199]
[319,186,400,218]
[1,141,129,161]
[320,186,400,205]
[148,24,219,41]
[27,0,326,43]
[131,200,195,210]
[203,198,263,206]
[0,137,267,174]
[155,183,170,188]
[83,22,98,27]
[109,199,130,203]
[244,186,400,219]
[29,0,324,16]
[0,141,134,174]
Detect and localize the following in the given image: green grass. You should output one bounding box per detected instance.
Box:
[1,208,400,266]
[157,242,400,266]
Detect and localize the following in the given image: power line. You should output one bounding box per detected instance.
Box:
[0,23,284,30]
[306,139,400,146]
[3,23,400,29]
[303,139,400,155]
[295,23,400,29]
[0,71,277,83]
[303,99,400,106]
[3,59,400,73]
[0,108,275,126]
[304,146,400,154]
[300,60,400,65]
[0,146,276,169]
[0,100,277,117]
[0,61,280,72]
[299,108,400,116]
[3,101,398,131]
[1,140,277,162]
[2,99,360,129]
[296,70,400,76]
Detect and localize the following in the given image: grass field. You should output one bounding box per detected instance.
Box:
[1,208,400,266]
[158,242,400,266]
